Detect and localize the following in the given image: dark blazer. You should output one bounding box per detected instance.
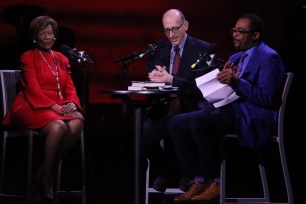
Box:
[147,35,215,112]
[230,42,286,148]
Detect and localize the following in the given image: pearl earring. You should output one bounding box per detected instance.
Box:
[33,40,36,43]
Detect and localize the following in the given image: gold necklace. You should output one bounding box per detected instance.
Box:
[39,50,63,99]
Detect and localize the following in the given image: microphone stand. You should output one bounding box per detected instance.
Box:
[70,60,91,198]
[81,62,91,111]
[113,52,139,89]
[113,53,139,160]
[79,61,91,203]
[123,59,132,90]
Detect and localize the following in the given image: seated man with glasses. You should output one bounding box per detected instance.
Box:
[168,13,286,202]
[143,8,217,193]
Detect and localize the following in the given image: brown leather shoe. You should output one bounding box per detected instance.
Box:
[174,182,209,202]
[191,182,220,201]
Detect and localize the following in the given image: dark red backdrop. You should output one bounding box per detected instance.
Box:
[0,0,298,104]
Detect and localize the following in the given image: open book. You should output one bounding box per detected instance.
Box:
[195,69,239,108]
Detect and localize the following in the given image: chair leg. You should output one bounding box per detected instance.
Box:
[56,160,63,194]
[220,136,227,204]
[145,159,184,204]
[80,130,86,204]
[26,131,34,203]
[0,133,8,195]
[278,140,294,204]
[257,151,270,203]
[220,138,271,204]
[145,159,150,204]
[0,131,34,200]
[220,157,226,204]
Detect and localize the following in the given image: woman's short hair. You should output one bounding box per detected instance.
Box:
[29,16,59,41]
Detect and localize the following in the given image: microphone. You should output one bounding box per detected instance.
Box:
[135,40,167,59]
[60,44,93,64]
[191,43,218,69]
[214,58,226,69]
[113,52,139,64]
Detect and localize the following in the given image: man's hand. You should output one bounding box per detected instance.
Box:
[148,65,173,83]
[217,61,240,85]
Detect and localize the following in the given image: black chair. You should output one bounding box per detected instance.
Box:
[220,72,294,204]
[0,69,86,204]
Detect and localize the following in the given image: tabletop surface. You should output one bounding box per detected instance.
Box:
[98,89,178,95]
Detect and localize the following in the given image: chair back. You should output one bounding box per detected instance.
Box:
[0,70,21,118]
[277,72,293,143]
[220,72,294,204]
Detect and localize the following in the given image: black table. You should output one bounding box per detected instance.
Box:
[98,89,178,204]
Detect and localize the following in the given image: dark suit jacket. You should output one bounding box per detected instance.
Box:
[147,35,215,112]
[230,42,286,148]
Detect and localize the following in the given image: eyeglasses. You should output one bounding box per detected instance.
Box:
[230,28,254,35]
[38,31,55,38]
[163,22,184,35]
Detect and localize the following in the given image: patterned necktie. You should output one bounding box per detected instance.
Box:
[237,52,248,76]
[172,46,180,75]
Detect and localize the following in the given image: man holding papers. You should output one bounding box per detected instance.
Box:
[169,13,286,202]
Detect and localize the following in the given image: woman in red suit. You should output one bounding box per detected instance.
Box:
[2,16,84,202]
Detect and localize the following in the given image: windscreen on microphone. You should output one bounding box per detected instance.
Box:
[60,44,93,63]
[208,43,218,52]
[146,39,167,51]
[154,39,167,49]
[201,43,218,59]
[113,40,167,63]
[137,39,167,59]
[191,43,218,69]
[60,44,72,55]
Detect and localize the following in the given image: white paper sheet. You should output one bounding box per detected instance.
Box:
[195,69,239,108]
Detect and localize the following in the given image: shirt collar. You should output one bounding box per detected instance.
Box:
[172,33,187,52]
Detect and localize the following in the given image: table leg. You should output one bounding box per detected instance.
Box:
[134,106,142,204]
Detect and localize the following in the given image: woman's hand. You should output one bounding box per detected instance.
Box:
[60,102,77,114]
[63,110,84,120]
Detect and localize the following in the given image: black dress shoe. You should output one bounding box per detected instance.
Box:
[178,177,194,192]
[32,181,55,203]
[42,195,55,203]
[152,176,167,192]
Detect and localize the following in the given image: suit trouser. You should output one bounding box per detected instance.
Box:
[143,96,180,178]
[168,106,236,181]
